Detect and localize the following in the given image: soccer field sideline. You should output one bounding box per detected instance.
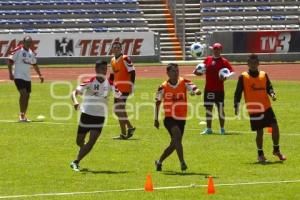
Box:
[1,179,300,199]
[0,119,299,136]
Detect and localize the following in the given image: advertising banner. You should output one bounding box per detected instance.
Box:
[233,31,300,53]
[0,32,155,57]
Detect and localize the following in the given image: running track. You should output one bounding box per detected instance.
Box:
[0,64,300,81]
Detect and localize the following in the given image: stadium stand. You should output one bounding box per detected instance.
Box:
[0,0,149,33]
[200,0,300,32]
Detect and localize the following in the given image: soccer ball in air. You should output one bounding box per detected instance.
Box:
[194,63,206,74]
[190,42,204,58]
[218,68,231,80]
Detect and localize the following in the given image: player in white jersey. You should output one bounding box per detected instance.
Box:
[8,36,44,122]
[70,61,122,172]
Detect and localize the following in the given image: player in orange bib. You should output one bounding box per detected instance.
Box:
[154,63,201,172]
[234,54,286,163]
[109,41,136,140]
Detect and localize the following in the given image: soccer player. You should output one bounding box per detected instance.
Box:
[154,63,201,172]
[70,61,122,171]
[194,42,234,135]
[109,41,136,140]
[234,54,286,163]
[8,36,44,122]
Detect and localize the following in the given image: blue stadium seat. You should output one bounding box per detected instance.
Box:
[202,16,216,22]
[256,0,269,2]
[201,0,214,2]
[230,7,244,12]
[272,15,285,21]
[94,27,109,32]
[24,28,39,33]
[202,7,216,13]
[215,0,228,2]
[91,18,105,23]
[257,6,272,12]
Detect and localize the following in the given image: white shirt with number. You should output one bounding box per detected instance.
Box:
[76,77,121,117]
[9,45,37,81]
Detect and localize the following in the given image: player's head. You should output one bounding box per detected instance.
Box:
[166,63,179,80]
[95,60,108,78]
[210,42,223,57]
[247,54,259,71]
[111,41,122,56]
[23,36,33,49]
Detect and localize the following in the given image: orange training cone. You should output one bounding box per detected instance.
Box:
[144,174,154,192]
[267,127,272,134]
[207,176,215,194]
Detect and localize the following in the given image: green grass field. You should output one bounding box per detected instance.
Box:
[1,78,300,200]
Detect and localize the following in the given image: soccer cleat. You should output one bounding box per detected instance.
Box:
[257,155,268,164]
[200,128,213,135]
[127,127,136,139]
[18,116,31,122]
[220,128,225,135]
[273,151,287,161]
[155,160,162,171]
[181,162,188,172]
[70,161,80,172]
[113,134,127,140]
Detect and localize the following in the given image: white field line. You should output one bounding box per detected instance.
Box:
[0,179,300,199]
[0,119,299,136]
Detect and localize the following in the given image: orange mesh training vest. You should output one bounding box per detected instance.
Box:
[242,71,271,114]
[162,77,187,119]
[111,55,132,93]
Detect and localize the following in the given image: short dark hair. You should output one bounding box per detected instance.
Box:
[248,53,259,61]
[112,41,122,48]
[166,63,178,71]
[95,60,107,69]
[23,36,32,42]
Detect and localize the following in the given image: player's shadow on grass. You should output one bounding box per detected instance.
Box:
[247,160,285,165]
[163,170,210,177]
[80,168,130,174]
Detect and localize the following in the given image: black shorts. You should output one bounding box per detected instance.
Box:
[114,92,130,103]
[14,79,31,93]
[163,117,186,136]
[249,108,277,131]
[77,112,105,134]
[204,91,224,107]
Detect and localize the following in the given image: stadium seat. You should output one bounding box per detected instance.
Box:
[244,25,258,30]
[285,24,300,29]
[244,7,258,12]
[230,16,244,21]
[257,6,272,12]
[202,17,217,22]
[94,27,109,32]
[216,7,230,12]
[216,16,230,21]
[201,0,214,2]
[202,7,216,13]
[271,15,285,21]
[271,6,285,11]
[230,7,244,12]
[258,15,271,21]
[258,25,271,30]
[215,0,228,3]
[244,16,257,21]
[271,25,285,30]
[230,25,244,30]
[285,6,299,11]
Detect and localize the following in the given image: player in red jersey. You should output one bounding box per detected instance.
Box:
[194,43,234,135]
